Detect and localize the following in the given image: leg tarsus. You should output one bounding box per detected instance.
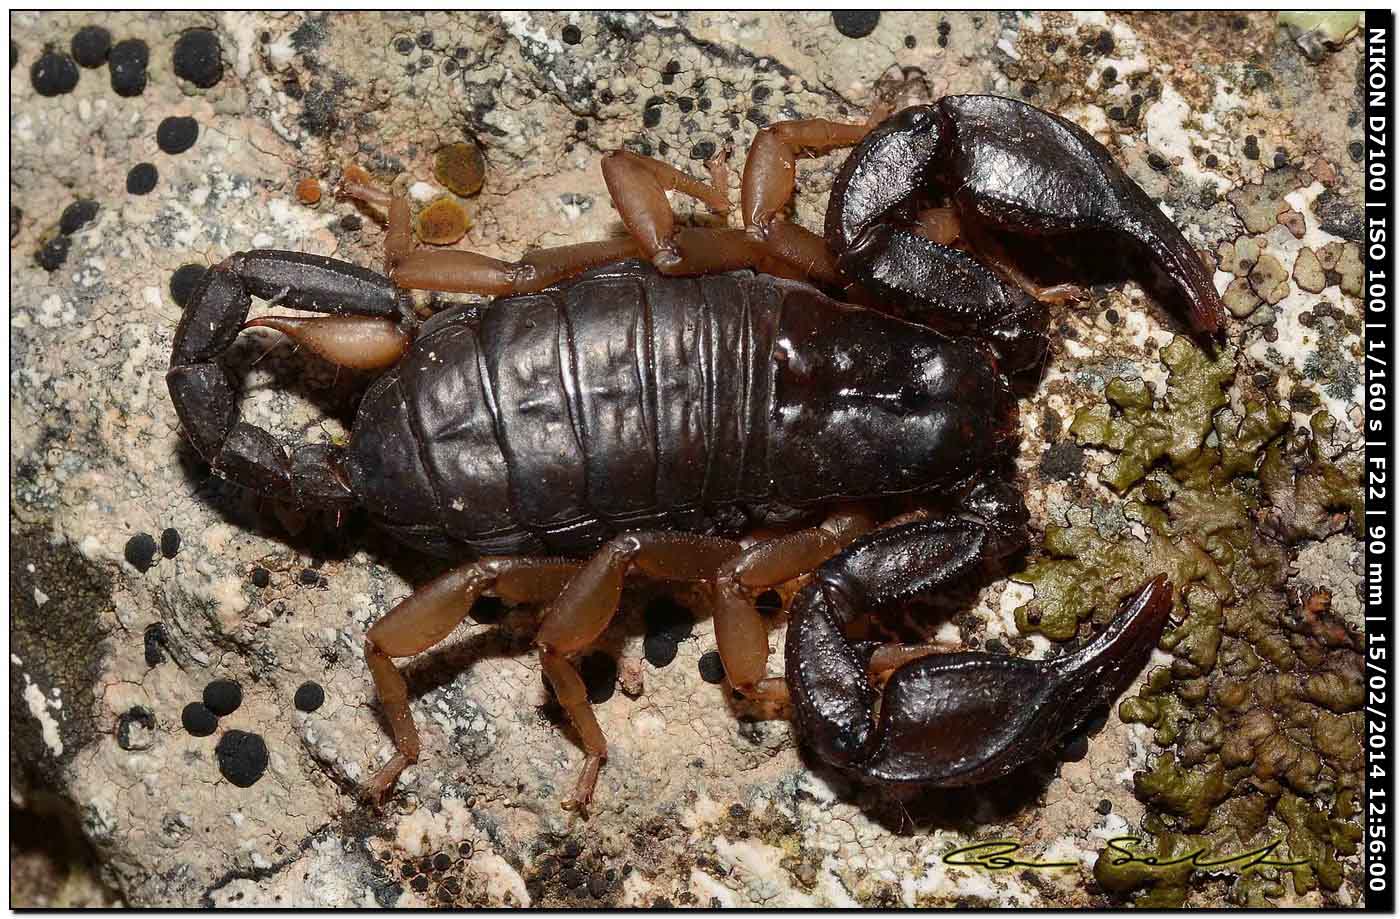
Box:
[361,557,580,800]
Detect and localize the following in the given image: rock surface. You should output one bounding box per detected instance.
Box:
[10,11,1363,907]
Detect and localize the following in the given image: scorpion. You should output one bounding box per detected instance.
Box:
[168,95,1224,809]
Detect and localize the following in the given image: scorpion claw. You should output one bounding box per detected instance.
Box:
[827,96,1226,336]
[166,250,411,505]
[791,561,1172,785]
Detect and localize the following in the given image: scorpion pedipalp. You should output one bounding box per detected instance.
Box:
[789,552,1172,785]
[826,95,1227,335]
[166,249,412,507]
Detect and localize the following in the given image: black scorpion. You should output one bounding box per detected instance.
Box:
[168,96,1218,808]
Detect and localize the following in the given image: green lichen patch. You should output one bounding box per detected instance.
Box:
[1069,337,1234,494]
[1015,337,1362,905]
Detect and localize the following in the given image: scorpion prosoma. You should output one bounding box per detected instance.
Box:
[168,95,1223,808]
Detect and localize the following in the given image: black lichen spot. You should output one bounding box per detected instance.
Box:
[126,162,158,195]
[690,140,715,161]
[31,48,79,97]
[1349,140,1363,163]
[108,39,149,97]
[298,88,340,138]
[339,213,362,231]
[215,730,269,787]
[832,11,880,39]
[143,622,167,666]
[1243,134,1260,161]
[156,116,199,155]
[562,23,582,45]
[160,527,181,559]
[1101,65,1118,86]
[299,567,322,587]
[124,532,159,572]
[289,18,327,53]
[293,681,324,713]
[1096,798,1113,816]
[661,59,681,86]
[904,34,916,49]
[173,28,223,88]
[579,651,617,704]
[71,26,112,69]
[1204,153,1219,168]
[432,852,451,872]
[937,19,951,47]
[1039,441,1085,482]
[643,632,678,668]
[1313,188,1363,242]
[410,874,430,893]
[417,30,434,49]
[59,199,99,235]
[250,566,271,589]
[182,701,218,737]
[203,679,242,717]
[642,105,662,129]
[1093,30,1115,55]
[1147,151,1169,172]
[698,650,725,684]
[169,263,208,308]
[35,235,71,273]
[677,96,693,113]
[117,706,156,751]
[393,35,414,55]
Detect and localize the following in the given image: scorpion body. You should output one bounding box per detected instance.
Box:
[169,95,1220,808]
[347,263,1012,559]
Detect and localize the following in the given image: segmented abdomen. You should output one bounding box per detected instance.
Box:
[345,264,784,557]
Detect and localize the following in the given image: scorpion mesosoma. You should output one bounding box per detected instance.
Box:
[168,95,1221,809]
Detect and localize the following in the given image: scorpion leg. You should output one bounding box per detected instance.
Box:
[713,509,875,702]
[363,556,582,801]
[338,168,644,297]
[736,118,876,285]
[534,532,740,810]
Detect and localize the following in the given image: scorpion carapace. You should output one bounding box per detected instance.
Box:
[168,95,1213,809]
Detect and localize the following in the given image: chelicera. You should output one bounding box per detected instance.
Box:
[168,95,1224,809]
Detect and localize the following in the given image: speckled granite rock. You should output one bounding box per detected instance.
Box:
[10,11,1363,908]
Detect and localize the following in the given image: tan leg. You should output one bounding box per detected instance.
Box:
[914,207,962,247]
[534,532,740,810]
[866,640,960,682]
[339,165,645,297]
[712,510,875,702]
[738,119,872,282]
[362,556,580,801]
[600,150,732,271]
[959,217,1087,305]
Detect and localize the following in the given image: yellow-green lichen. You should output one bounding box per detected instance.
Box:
[1069,338,1234,494]
[1013,336,1363,906]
